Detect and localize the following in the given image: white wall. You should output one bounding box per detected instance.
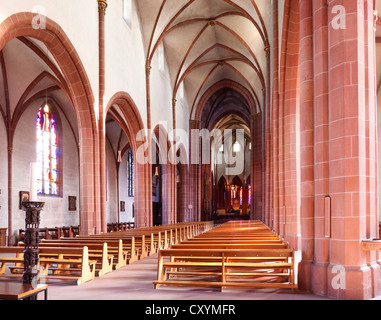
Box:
[118,152,134,223]
[0,0,100,109]
[11,100,79,241]
[106,142,118,223]
[106,145,135,224]
[104,0,147,128]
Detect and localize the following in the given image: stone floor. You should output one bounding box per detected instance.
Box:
[43,253,328,301]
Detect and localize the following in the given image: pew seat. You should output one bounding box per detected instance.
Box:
[0,246,97,285]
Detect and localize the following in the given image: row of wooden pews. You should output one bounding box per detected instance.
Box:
[153,220,298,292]
[107,222,135,232]
[18,221,134,243]
[0,221,213,286]
[19,225,81,242]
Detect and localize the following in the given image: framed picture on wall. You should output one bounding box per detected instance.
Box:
[120,201,126,212]
[68,196,77,211]
[19,191,29,210]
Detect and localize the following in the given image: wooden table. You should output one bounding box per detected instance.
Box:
[0,282,48,300]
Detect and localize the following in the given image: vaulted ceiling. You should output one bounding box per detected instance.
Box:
[136,0,270,119]
[0,37,78,143]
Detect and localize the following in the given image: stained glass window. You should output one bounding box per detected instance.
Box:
[128,148,134,197]
[239,187,243,206]
[231,185,236,206]
[248,185,252,206]
[36,104,58,196]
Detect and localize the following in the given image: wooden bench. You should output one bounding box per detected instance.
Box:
[19,225,81,242]
[79,235,140,262]
[42,238,129,269]
[38,241,113,277]
[181,238,284,245]
[0,246,97,285]
[153,221,298,292]
[170,243,289,250]
[153,248,297,292]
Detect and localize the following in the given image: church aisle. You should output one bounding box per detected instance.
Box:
[45,253,328,301]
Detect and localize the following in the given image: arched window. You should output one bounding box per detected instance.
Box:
[128,148,134,197]
[123,0,132,28]
[36,104,59,196]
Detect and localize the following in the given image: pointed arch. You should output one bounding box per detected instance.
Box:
[105,92,148,229]
[0,12,97,236]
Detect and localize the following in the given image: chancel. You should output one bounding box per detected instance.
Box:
[0,0,380,301]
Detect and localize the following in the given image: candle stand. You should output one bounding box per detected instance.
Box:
[22,201,45,300]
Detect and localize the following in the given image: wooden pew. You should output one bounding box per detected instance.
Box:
[153,248,297,292]
[153,220,298,292]
[0,246,97,285]
[80,235,141,261]
[170,243,289,250]
[39,241,114,277]
[42,238,129,269]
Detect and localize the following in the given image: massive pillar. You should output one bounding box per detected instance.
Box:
[277,0,301,250]
[324,0,380,300]
[272,0,280,234]
[297,0,381,300]
[298,0,315,292]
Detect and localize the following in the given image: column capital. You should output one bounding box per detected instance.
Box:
[145,64,152,74]
[189,119,201,129]
[252,112,262,121]
[97,0,108,14]
[264,44,270,57]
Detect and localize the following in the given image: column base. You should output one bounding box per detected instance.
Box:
[310,262,381,300]
[298,260,312,292]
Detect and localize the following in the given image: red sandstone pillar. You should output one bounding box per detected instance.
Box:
[310,0,380,300]
[272,0,280,234]
[98,0,107,234]
[145,64,153,227]
[298,0,315,292]
[7,138,13,246]
[327,0,380,300]
[189,120,201,222]
[279,0,301,250]
[310,0,331,297]
[252,114,263,221]
[134,145,150,228]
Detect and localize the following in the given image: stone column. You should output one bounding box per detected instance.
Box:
[272,0,280,234]
[310,0,331,297]
[252,113,263,221]
[98,0,107,234]
[189,120,201,222]
[305,0,381,300]
[325,0,380,300]
[298,0,315,292]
